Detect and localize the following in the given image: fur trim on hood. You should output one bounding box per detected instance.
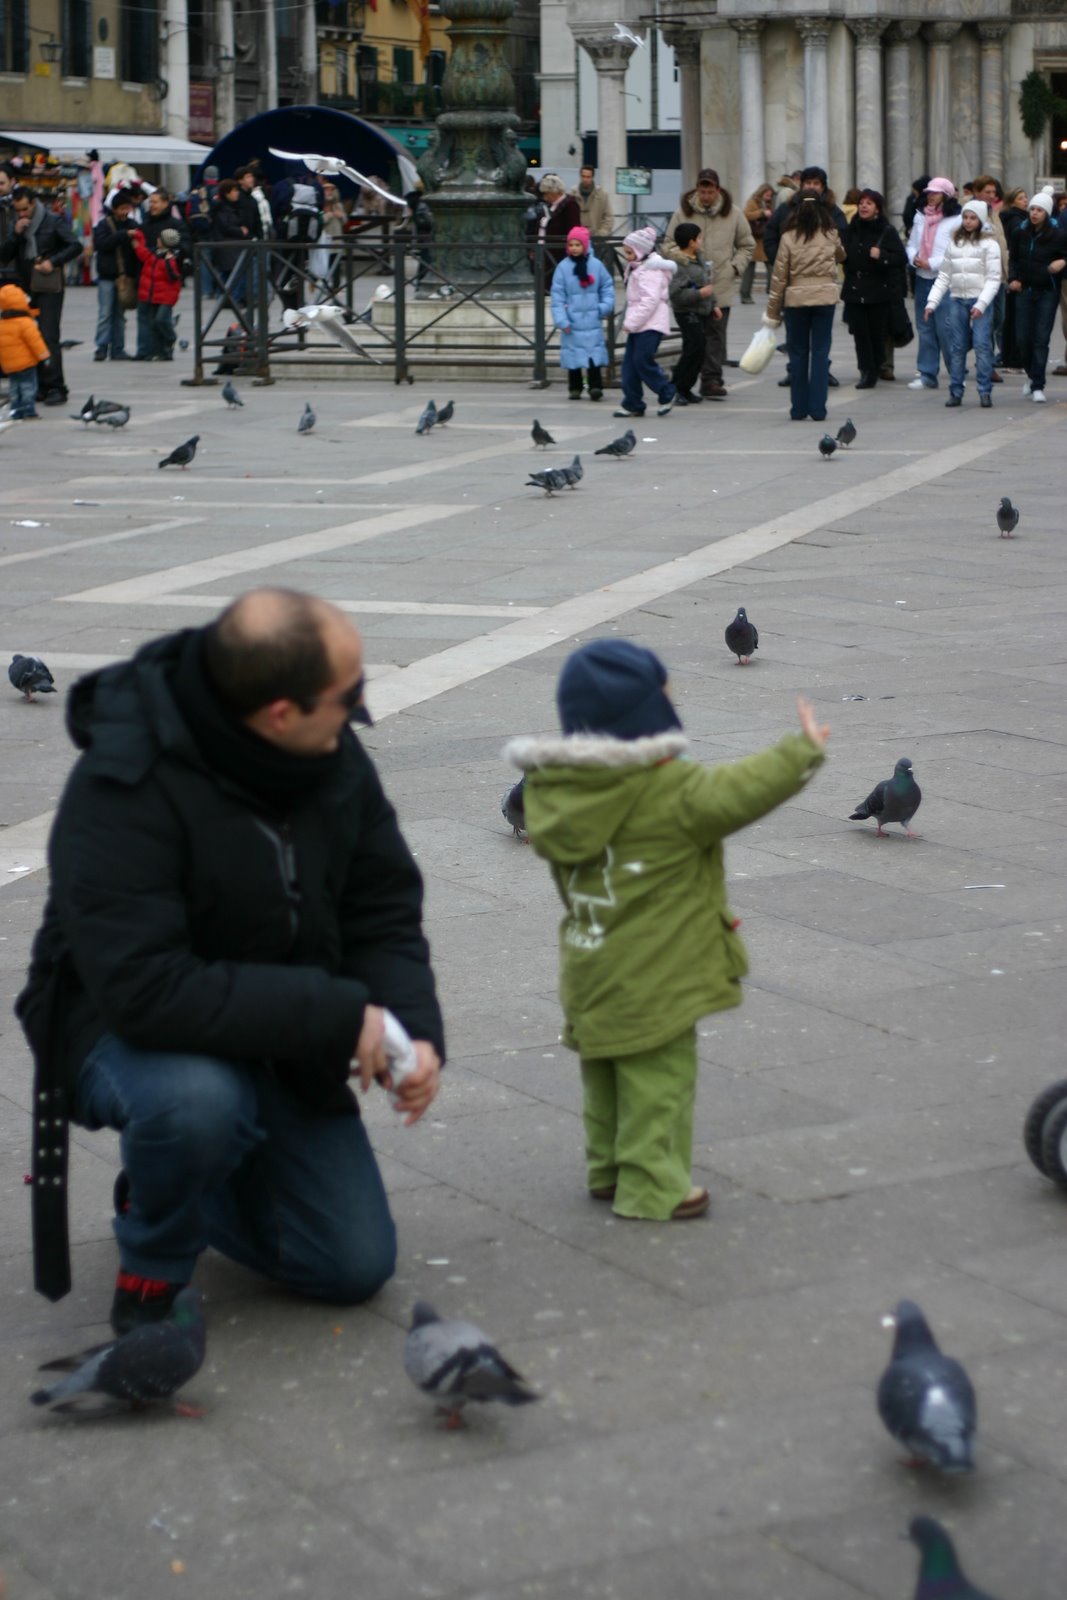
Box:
[505,731,689,771]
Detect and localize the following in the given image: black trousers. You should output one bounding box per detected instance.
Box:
[567,362,602,394]
[849,301,889,380]
[31,289,66,399]
[671,315,706,394]
[701,303,731,388]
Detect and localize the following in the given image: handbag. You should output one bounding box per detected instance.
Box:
[30,264,61,294]
[115,270,138,310]
[889,297,914,349]
[739,324,777,374]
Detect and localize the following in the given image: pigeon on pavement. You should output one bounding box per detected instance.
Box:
[995,497,1019,538]
[526,467,569,496]
[31,1287,206,1416]
[818,433,838,460]
[725,606,758,665]
[836,416,857,448]
[158,435,199,470]
[179,338,190,351]
[531,419,555,448]
[298,402,316,435]
[850,757,922,838]
[222,380,243,409]
[877,1299,976,1472]
[403,1300,539,1428]
[436,399,454,425]
[415,399,437,436]
[595,429,637,459]
[502,777,528,840]
[559,455,583,489]
[908,1516,1001,1600]
[73,395,97,424]
[9,654,56,701]
[96,406,130,428]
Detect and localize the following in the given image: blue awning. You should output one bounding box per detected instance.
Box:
[197,106,418,196]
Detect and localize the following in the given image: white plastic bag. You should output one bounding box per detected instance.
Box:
[739,325,777,374]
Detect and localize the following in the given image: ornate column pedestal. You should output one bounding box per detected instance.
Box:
[571,31,638,219]
[884,23,919,221]
[850,19,885,196]
[796,18,831,174]
[978,23,1008,177]
[731,20,766,204]
[925,22,961,181]
[660,27,702,187]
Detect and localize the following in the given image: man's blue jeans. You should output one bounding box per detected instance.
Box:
[914,275,949,384]
[1014,287,1059,391]
[75,1035,397,1301]
[945,297,993,398]
[94,279,127,357]
[783,304,835,420]
[621,330,674,413]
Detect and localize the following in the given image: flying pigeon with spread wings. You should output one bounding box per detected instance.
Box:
[268,149,405,208]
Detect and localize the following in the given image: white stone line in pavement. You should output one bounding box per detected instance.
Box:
[0,518,201,570]
[58,503,467,606]
[109,592,544,619]
[0,809,55,882]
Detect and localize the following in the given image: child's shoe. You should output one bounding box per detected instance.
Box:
[671,1186,710,1220]
[588,387,603,401]
[588,1184,616,1201]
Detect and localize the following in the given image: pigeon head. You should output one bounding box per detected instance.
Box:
[894,758,914,775]
[170,1286,204,1326]
[887,1298,939,1356]
[999,497,1014,511]
[908,1516,961,1575]
[410,1300,441,1330]
[735,607,748,622]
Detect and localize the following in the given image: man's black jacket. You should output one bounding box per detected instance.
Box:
[0,206,81,286]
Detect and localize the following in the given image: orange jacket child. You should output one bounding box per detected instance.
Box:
[0,283,49,374]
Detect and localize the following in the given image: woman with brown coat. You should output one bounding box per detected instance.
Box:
[740,184,775,302]
[763,190,845,421]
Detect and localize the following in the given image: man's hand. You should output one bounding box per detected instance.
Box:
[711,305,723,320]
[35,258,54,273]
[797,695,830,752]
[699,284,715,298]
[391,1042,441,1126]
[1008,279,1021,292]
[1050,259,1066,274]
[869,246,881,259]
[351,1004,387,1091]
[14,216,28,234]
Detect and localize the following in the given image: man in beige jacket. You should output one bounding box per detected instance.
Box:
[573,166,615,240]
[663,169,754,398]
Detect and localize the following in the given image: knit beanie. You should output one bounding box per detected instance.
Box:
[160,228,181,248]
[623,225,658,259]
[961,199,989,227]
[557,639,683,741]
[1027,188,1055,217]
[567,225,591,251]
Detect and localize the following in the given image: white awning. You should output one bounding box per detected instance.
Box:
[0,131,212,165]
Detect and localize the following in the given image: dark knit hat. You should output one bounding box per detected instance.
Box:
[557,639,683,740]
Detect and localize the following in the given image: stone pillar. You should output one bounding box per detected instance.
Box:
[661,28,703,188]
[731,20,766,204]
[978,23,1008,178]
[163,0,190,192]
[301,0,318,103]
[216,0,237,135]
[884,22,919,221]
[849,19,885,195]
[572,33,638,215]
[796,18,831,173]
[263,0,279,113]
[925,22,960,180]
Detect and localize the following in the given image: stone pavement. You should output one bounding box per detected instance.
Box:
[1,287,1066,1600]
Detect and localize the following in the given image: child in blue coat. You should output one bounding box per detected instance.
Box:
[551,225,615,400]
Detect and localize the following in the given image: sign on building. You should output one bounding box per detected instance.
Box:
[94,46,116,79]
[189,83,215,143]
[615,166,652,195]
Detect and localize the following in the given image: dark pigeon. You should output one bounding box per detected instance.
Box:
[836,416,856,448]
[73,394,97,425]
[595,429,637,459]
[531,419,555,448]
[502,777,527,840]
[222,380,243,408]
[179,338,190,351]
[818,433,838,460]
[725,606,758,665]
[158,435,199,470]
[909,1516,1001,1600]
[298,402,316,435]
[436,399,454,425]
[403,1300,538,1429]
[995,497,1019,538]
[31,1287,206,1416]
[877,1299,976,1472]
[850,757,922,838]
[96,406,130,429]
[415,399,437,436]
[9,654,56,701]
[526,467,569,496]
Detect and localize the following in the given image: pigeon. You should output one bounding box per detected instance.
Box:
[179,338,190,351]
[267,149,405,208]
[281,304,384,363]
[9,654,56,701]
[995,497,1019,538]
[403,1300,539,1428]
[877,1300,976,1472]
[95,406,130,429]
[502,777,527,840]
[849,757,922,838]
[559,454,583,489]
[908,1516,1001,1600]
[59,338,83,350]
[595,428,637,459]
[158,435,199,470]
[222,380,243,409]
[836,416,857,448]
[73,394,97,424]
[818,433,838,460]
[525,467,569,496]
[298,402,316,435]
[31,1287,206,1417]
[724,606,758,665]
[612,21,645,47]
[415,398,437,436]
[436,399,454,426]
[531,419,555,448]
[73,397,126,426]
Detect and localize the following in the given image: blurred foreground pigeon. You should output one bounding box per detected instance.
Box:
[403,1300,538,1428]
[96,406,130,429]
[850,757,921,838]
[436,399,454,426]
[995,497,1019,539]
[908,1516,1000,1600]
[877,1300,976,1472]
[531,419,555,448]
[159,435,199,470]
[9,654,56,701]
[502,777,527,840]
[298,402,316,435]
[818,434,837,460]
[222,380,243,409]
[526,467,569,496]
[415,399,437,436]
[595,429,636,459]
[31,1288,205,1417]
[725,606,758,665]
[836,417,856,448]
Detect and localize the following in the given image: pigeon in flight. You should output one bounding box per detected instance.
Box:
[526,467,570,496]
[818,433,838,460]
[9,654,56,701]
[531,419,555,448]
[298,402,316,435]
[559,454,583,489]
[403,1300,539,1428]
[96,406,130,429]
[725,606,758,665]
[836,416,856,448]
[502,777,528,840]
[612,21,645,47]
[159,436,199,470]
[415,399,437,436]
[222,380,243,409]
[31,1287,206,1417]
[267,149,405,208]
[850,757,921,838]
[595,428,637,459]
[877,1300,976,1472]
[281,303,384,364]
[908,1517,1001,1600]
[995,497,1019,538]
[436,399,454,426]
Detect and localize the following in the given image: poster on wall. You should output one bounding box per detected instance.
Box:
[94,46,115,79]
[189,83,216,143]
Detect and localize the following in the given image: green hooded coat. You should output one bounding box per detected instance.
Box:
[507,730,824,1058]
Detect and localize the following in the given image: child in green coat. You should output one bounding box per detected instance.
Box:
[507,639,828,1222]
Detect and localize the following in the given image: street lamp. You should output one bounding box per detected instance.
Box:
[26,27,63,63]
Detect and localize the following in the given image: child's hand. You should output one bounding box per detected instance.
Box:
[711,306,723,320]
[796,696,829,750]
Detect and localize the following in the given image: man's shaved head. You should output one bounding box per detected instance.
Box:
[204,588,357,717]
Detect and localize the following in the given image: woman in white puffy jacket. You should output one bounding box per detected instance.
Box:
[924,199,1003,408]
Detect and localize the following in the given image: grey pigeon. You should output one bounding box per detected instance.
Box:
[502,777,527,840]
[298,402,316,435]
[96,406,130,429]
[850,757,922,838]
[877,1299,976,1472]
[158,435,199,470]
[222,380,243,409]
[595,429,637,459]
[9,654,56,701]
[909,1516,1001,1600]
[559,454,583,489]
[531,419,555,448]
[995,497,1019,538]
[31,1287,206,1416]
[436,399,454,425]
[836,416,856,448]
[415,398,437,436]
[725,606,758,665]
[179,338,190,351]
[818,433,838,460]
[403,1300,538,1428]
[525,467,569,496]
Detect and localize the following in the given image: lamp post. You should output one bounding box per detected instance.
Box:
[26,28,63,65]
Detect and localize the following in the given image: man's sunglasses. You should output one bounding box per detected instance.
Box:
[300,674,373,726]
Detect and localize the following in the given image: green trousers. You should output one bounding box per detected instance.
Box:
[580,1027,698,1220]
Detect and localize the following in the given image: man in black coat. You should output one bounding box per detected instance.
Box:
[0,184,83,404]
[18,590,445,1334]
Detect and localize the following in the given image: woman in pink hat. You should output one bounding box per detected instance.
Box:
[905,177,961,389]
